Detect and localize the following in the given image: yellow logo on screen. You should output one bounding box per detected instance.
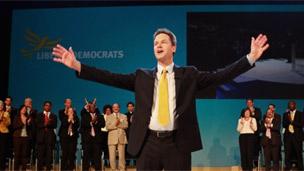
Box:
[20,29,60,58]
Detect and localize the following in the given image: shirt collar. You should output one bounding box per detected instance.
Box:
[157,62,174,74]
[43,111,50,116]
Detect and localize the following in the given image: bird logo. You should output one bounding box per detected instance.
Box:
[20,29,61,58]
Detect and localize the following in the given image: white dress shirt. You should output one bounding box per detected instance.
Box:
[149,62,176,131]
[43,111,50,118]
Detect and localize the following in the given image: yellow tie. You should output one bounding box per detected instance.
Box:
[158,68,170,126]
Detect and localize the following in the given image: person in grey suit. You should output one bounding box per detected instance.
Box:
[52,28,269,170]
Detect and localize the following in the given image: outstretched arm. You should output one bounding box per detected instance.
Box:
[197,34,269,90]
[52,44,135,91]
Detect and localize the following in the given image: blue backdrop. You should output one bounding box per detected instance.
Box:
[9,5,304,166]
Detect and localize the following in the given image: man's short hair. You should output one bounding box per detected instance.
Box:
[43,101,52,106]
[126,101,135,107]
[153,28,177,46]
[268,103,276,108]
[246,98,254,102]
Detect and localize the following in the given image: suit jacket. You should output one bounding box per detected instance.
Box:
[13,114,33,138]
[77,56,254,155]
[58,111,80,140]
[26,108,38,138]
[125,112,134,126]
[6,106,17,133]
[80,108,105,143]
[35,111,57,145]
[106,113,128,145]
[283,110,304,141]
[58,109,80,138]
[261,114,281,146]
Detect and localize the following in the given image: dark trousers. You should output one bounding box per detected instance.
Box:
[60,136,77,170]
[137,131,191,171]
[13,137,30,170]
[82,136,102,171]
[239,134,255,171]
[101,131,109,161]
[0,133,9,170]
[284,134,303,170]
[37,142,55,170]
[262,139,280,171]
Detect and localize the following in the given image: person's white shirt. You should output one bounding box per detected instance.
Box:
[237,117,257,134]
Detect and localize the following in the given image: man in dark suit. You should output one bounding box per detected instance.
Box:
[240,98,262,166]
[36,101,57,171]
[4,96,17,161]
[283,100,304,170]
[80,99,105,171]
[125,102,135,166]
[58,99,79,170]
[23,97,38,166]
[58,98,74,140]
[261,108,281,171]
[52,28,269,170]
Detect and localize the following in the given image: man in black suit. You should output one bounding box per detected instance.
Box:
[80,99,105,171]
[58,98,74,139]
[4,96,17,161]
[125,102,135,166]
[36,101,57,170]
[261,108,281,171]
[52,28,269,170]
[283,100,304,170]
[58,99,79,170]
[240,98,262,166]
[23,97,38,166]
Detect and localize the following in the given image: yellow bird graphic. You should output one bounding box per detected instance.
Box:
[21,29,60,58]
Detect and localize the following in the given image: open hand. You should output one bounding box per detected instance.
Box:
[52,44,81,72]
[248,34,270,61]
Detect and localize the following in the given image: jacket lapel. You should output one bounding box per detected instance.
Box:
[174,65,182,105]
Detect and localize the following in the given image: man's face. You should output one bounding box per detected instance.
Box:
[24,99,32,107]
[127,104,134,113]
[5,98,12,106]
[112,104,120,113]
[288,101,296,111]
[246,100,254,108]
[64,99,72,108]
[154,33,176,62]
[44,103,51,112]
[266,109,274,118]
[88,104,96,113]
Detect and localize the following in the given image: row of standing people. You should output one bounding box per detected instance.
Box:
[237,99,304,171]
[0,96,135,171]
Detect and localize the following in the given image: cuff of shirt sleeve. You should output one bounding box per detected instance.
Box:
[246,54,256,66]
